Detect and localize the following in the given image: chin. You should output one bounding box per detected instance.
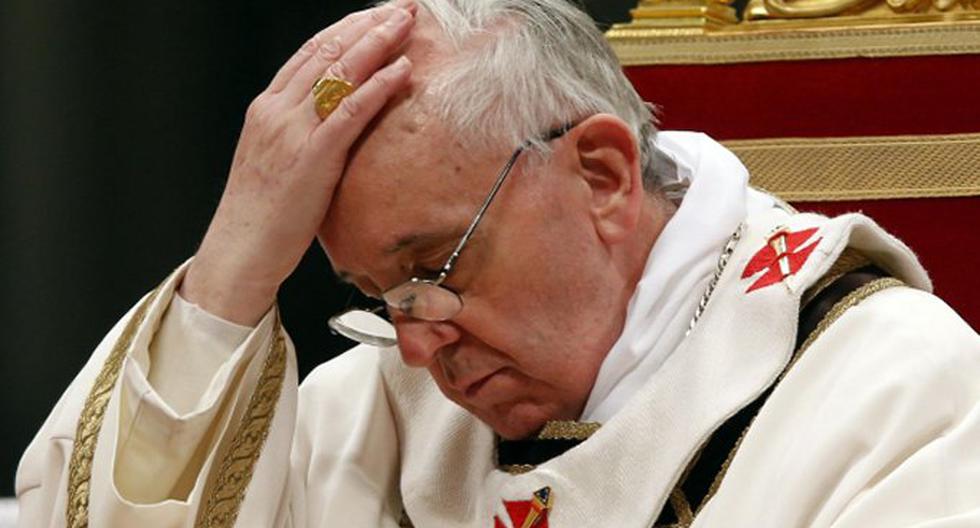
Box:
[483,401,559,440]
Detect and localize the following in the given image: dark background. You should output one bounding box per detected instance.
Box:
[0,0,638,497]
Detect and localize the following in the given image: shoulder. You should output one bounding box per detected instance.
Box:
[797,285,979,411]
[702,286,980,525]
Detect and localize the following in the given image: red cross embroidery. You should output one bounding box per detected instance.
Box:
[741,227,821,293]
[493,487,552,528]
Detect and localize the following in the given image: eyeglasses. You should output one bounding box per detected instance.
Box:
[328,124,573,348]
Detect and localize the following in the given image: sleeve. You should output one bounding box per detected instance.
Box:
[287,348,404,528]
[14,263,300,527]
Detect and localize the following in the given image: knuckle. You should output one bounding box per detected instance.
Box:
[337,95,361,120]
[302,35,320,53]
[368,7,390,23]
[246,94,268,116]
[373,70,395,91]
[327,60,351,81]
[318,37,342,61]
[366,26,391,46]
[245,101,268,126]
[340,12,360,26]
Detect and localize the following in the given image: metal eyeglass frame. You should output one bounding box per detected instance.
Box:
[328,123,574,347]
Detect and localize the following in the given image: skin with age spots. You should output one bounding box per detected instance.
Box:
[319,12,673,439]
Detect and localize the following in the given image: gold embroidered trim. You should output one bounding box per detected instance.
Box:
[65,278,288,528]
[495,422,600,475]
[537,421,601,440]
[197,316,287,528]
[607,20,980,65]
[723,133,980,202]
[670,488,696,525]
[66,287,161,528]
[500,464,537,475]
[800,249,872,308]
[797,277,904,355]
[700,423,751,517]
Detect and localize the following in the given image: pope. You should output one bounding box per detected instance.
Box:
[16,0,980,526]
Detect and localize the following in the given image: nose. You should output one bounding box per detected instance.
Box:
[392,316,462,368]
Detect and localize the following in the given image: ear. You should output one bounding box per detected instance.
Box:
[567,114,644,244]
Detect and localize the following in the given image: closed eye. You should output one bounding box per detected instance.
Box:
[412,264,444,279]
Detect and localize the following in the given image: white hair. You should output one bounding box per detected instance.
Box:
[402,0,670,191]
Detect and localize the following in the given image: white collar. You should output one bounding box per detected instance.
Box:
[581,131,774,422]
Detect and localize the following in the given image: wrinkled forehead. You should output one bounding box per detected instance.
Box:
[320,12,507,278]
[320,88,499,285]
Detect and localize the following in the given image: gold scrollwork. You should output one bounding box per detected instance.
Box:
[760,0,877,18]
[196,317,287,528]
[66,287,162,528]
[749,0,979,20]
[66,281,288,528]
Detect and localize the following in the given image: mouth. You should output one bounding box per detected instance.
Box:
[463,368,505,399]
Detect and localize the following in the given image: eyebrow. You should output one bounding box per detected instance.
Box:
[383,229,462,255]
[333,229,464,286]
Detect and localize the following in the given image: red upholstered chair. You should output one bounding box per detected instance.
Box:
[607,3,980,328]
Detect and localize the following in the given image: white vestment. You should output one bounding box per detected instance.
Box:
[17,134,980,527]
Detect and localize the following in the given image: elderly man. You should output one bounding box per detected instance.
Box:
[16,0,980,526]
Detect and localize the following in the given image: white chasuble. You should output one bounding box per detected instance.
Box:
[17,136,980,527]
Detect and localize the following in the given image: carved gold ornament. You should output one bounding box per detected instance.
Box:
[609,0,980,47]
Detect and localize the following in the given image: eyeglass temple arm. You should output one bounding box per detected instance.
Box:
[437,123,575,280]
[437,148,524,280]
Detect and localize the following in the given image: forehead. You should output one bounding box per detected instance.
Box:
[321,14,509,277]
[320,93,500,280]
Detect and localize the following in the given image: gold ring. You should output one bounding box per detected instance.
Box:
[312,77,356,120]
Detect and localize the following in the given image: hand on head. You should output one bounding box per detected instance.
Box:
[180,0,418,325]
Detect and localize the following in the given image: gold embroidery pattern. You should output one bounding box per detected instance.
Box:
[608,21,980,65]
[495,422,601,475]
[725,133,980,202]
[500,464,537,475]
[65,279,288,528]
[66,288,161,528]
[797,277,904,355]
[800,248,871,308]
[537,421,601,440]
[669,488,695,525]
[197,317,287,528]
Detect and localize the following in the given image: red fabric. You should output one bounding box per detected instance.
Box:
[624,55,979,328]
[494,500,549,527]
[625,55,980,140]
[794,198,978,330]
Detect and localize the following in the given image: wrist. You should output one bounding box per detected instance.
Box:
[180,255,280,326]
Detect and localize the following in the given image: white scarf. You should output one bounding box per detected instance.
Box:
[580,131,774,422]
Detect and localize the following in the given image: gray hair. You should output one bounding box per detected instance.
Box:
[404,0,669,191]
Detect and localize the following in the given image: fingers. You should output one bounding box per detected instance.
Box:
[268,1,415,94]
[311,56,413,148]
[284,6,416,105]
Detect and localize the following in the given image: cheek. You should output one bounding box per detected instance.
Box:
[464,221,603,362]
